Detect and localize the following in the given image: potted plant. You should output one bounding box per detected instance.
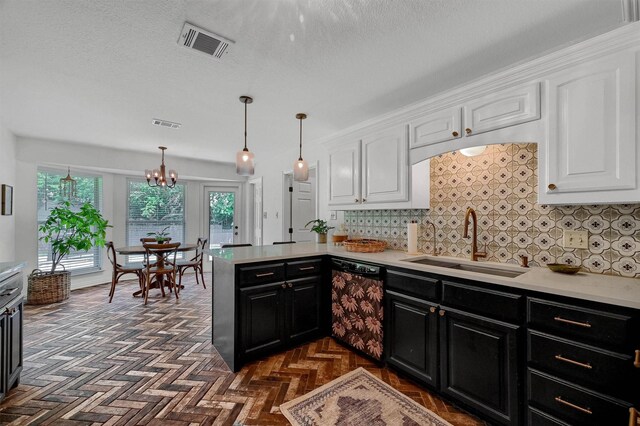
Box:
[29,201,110,304]
[305,219,334,244]
[147,226,171,243]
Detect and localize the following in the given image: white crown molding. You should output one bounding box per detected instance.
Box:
[319,21,640,147]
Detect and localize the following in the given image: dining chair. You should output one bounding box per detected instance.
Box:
[177,237,207,289]
[273,241,296,245]
[220,243,252,248]
[142,242,180,305]
[106,242,144,303]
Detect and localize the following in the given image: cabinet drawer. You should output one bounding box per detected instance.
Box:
[238,263,285,286]
[386,269,438,301]
[286,259,322,279]
[527,407,570,426]
[528,369,630,425]
[442,280,522,323]
[528,330,637,402]
[527,297,636,350]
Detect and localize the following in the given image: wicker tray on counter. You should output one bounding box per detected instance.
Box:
[342,239,387,253]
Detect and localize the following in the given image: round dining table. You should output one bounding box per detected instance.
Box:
[115,244,197,297]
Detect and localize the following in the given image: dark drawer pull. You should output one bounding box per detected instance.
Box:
[255,272,275,278]
[298,266,315,271]
[634,350,640,368]
[555,396,592,415]
[554,316,591,328]
[555,354,592,370]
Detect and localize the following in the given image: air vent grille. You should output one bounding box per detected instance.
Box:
[152,119,181,129]
[178,23,233,60]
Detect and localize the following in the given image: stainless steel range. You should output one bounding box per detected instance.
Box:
[330,259,384,360]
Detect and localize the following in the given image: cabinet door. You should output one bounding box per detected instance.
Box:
[0,314,6,400]
[362,125,409,203]
[541,51,637,204]
[409,106,462,148]
[440,307,520,426]
[240,282,285,358]
[463,82,540,136]
[286,276,322,344]
[6,301,22,388]
[328,139,361,206]
[386,291,438,388]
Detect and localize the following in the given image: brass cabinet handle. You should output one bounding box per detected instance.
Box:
[465,128,472,135]
[255,272,275,278]
[281,283,287,289]
[298,266,315,271]
[554,316,591,328]
[630,407,638,426]
[634,350,640,368]
[555,354,592,369]
[429,307,436,314]
[287,282,293,288]
[439,309,446,317]
[555,396,592,415]
[452,131,459,137]
[548,183,557,190]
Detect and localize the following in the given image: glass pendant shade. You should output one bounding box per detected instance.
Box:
[236,96,255,176]
[293,158,309,181]
[236,148,255,176]
[460,145,487,157]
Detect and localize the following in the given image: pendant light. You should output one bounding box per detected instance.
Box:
[60,167,77,200]
[236,95,255,176]
[293,113,309,182]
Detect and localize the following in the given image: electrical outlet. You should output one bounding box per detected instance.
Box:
[562,230,588,249]
[330,211,337,220]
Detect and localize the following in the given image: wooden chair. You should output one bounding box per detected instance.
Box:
[273,241,296,245]
[106,242,144,303]
[220,243,252,248]
[142,242,180,305]
[177,237,207,289]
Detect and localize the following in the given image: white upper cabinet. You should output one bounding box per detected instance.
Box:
[540,51,638,204]
[362,125,409,203]
[409,106,462,148]
[328,139,361,205]
[463,82,540,136]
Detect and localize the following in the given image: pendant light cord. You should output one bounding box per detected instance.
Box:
[298,117,303,160]
[244,100,248,150]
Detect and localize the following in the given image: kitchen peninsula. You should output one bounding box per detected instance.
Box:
[211,243,640,426]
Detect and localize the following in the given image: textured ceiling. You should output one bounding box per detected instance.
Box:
[0,0,626,163]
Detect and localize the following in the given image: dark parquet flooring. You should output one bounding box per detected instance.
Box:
[0,273,486,425]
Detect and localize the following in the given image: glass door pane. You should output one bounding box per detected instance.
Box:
[207,188,238,250]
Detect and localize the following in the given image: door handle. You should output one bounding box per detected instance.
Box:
[255,272,274,278]
[634,350,639,368]
[555,354,592,370]
[298,266,315,271]
[554,316,591,328]
[554,396,592,415]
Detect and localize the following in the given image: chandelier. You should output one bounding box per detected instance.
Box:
[144,146,177,188]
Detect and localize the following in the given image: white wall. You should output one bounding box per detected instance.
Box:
[14,136,245,292]
[0,125,16,261]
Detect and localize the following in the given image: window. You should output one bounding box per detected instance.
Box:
[126,180,185,259]
[37,168,103,274]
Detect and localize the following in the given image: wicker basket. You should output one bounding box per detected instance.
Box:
[342,239,387,253]
[27,269,71,304]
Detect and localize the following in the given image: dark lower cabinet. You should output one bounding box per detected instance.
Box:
[439,307,520,426]
[240,275,322,361]
[385,290,438,388]
[240,282,285,358]
[0,297,23,402]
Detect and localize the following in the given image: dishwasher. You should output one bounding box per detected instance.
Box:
[331,258,384,361]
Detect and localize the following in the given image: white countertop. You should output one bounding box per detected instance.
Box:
[209,243,640,310]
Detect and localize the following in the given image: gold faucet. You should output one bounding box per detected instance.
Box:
[426,221,438,256]
[463,207,487,261]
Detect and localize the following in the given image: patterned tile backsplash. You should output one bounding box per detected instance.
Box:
[343,143,640,278]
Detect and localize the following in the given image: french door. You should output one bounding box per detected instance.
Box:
[205,186,240,250]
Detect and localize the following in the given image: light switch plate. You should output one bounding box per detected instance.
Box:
[562,230,588,249]
[330,211,337,220]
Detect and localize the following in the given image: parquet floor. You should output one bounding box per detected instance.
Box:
[0,273,487,425]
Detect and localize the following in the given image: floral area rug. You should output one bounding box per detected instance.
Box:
[280,367,453,426]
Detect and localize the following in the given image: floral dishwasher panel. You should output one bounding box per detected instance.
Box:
[331,270,384,360]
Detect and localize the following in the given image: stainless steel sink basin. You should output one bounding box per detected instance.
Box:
[402,257,525,278]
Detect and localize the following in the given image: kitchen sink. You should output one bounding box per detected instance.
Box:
[402,257,525,278]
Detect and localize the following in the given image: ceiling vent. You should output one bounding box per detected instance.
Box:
[178,22,233,60]
[152,118,181,129]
